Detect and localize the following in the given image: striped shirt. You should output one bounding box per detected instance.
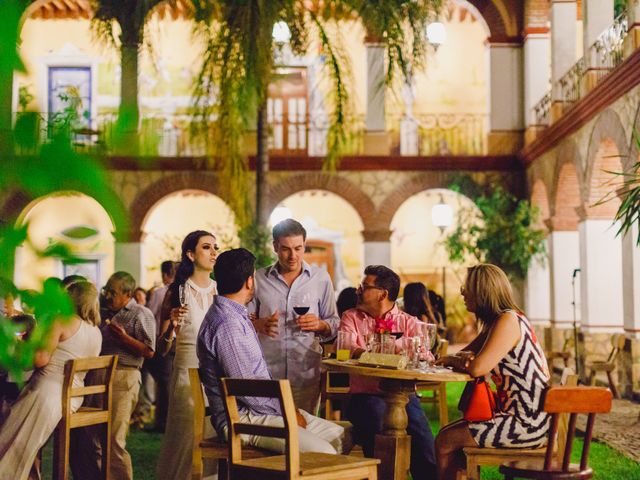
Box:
[197,295,281,437]
[100,299,156,368]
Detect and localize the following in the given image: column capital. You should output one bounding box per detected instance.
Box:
[362,229,392,242]
[545,215,578,232]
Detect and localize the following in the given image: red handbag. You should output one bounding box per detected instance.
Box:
[458,378,499,422]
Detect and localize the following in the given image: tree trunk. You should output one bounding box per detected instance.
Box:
[0,64,14,158]
[255,101,269,226]
[117,40,140,153]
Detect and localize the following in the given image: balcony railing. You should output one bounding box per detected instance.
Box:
[12,111,488,158]
[533,92,552,127]
[390,113,488,156]
[532,10,629,122]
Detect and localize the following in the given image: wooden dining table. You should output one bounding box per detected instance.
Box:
[322,359,471,480]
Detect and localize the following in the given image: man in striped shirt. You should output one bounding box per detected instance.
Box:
[197,248,344,454]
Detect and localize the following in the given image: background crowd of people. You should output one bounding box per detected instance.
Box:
[0,219,550,480]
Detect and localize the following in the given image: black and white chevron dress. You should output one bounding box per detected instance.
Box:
[468,312,551,448]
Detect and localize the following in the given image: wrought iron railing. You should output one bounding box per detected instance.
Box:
[13,111,488,158]
[585,11,628,83]
[533,92,552,126]
[390,113,487,156]
[532,11,629,123]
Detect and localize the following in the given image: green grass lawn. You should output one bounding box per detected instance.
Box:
[39,382,639,479]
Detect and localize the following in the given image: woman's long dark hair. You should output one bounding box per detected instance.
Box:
[403,282,437,324]
[166,230,215,308]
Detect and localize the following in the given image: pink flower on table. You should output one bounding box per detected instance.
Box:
[374,317,394,334]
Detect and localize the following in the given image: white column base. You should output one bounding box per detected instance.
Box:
[115,242,144,287]
[579,219,623,332]
[549,231,581,326]
[525,239,551,327]
[364,241,391,267]
[623,225,640,338]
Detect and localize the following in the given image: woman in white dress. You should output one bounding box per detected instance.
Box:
[0,280,102,480]
[156,230,218,480]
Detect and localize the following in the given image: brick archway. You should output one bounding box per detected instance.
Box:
[552,141,581,231]
[376,172,461,232]
[530,179,550,231]
[583,109,627,214]
[467,0,522,40]
[268,173,375,232]
[1,188,124,235]
[130,172,230,242]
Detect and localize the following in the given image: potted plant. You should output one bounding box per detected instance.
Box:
[443,176,547,301]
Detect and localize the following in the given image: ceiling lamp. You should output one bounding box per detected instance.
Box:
[426,21,446,49]
[431,193,453,234]
[272,21,291,44]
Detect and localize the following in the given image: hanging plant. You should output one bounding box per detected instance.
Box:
[443,177,547,280]
[190,0,443,227]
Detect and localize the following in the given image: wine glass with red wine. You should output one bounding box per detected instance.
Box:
[292,292,311,337]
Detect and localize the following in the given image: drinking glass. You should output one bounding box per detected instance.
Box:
[421,322,438,352]
[292,292,311,337]
[336,331,354,361]
[178,284,191,326]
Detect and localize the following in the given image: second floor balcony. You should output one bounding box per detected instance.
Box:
[12,110,489,161]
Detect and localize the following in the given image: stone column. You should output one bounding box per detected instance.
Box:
[550,0,578,119]
[115,242,144,287]
[487,42,524,154]
[362,229,391,267]
[364,38,390,155]
[523,27,551,142]
[621,225,640,395]
[525,238,552,329]
[548,229,581,328]
[577,212,624,380]
[582,0,614,92]
[625,0,640,54]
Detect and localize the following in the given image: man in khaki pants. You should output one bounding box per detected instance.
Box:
[100,271,156,479]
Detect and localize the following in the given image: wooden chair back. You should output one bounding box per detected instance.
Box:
[555,369,579,457]
[607,334,626,363]
[541,386,612,473]
[222,379,298,475]
[189,367,210,478]
[54,355,118,480]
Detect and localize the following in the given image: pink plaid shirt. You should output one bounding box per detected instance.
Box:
[339,305,422,394]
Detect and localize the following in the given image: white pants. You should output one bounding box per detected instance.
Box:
[223,409,344,455]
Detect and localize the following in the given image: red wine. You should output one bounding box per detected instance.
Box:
[390,331,404,339]
[293,306,310,315]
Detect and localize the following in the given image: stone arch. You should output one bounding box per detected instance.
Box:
[130,172,229,242]
[625,103,640,172]
[268,173,375,234]
[467,0,522,40]
[583,109,627,217]
[377,172,463,232]
[1,188,126,236]
[552,142,581,231]
[530,178,550,231]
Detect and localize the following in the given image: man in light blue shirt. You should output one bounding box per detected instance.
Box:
[249,219,339,413]
[197,248,344,454]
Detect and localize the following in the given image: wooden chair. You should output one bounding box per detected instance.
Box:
[499,385,613,479]
[586,333,625,398]
[221,377,380,479]
[189,368,268,480]
[416,339,449,426]
[53,355,118,480]
[547,334,573,369]
[463,369,578,480]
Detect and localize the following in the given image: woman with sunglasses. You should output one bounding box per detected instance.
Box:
[156,230,218,480]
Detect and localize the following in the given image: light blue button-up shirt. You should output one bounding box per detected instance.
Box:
[248,261,339,412]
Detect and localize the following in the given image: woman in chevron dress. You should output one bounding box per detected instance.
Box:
[434,264,551,480]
